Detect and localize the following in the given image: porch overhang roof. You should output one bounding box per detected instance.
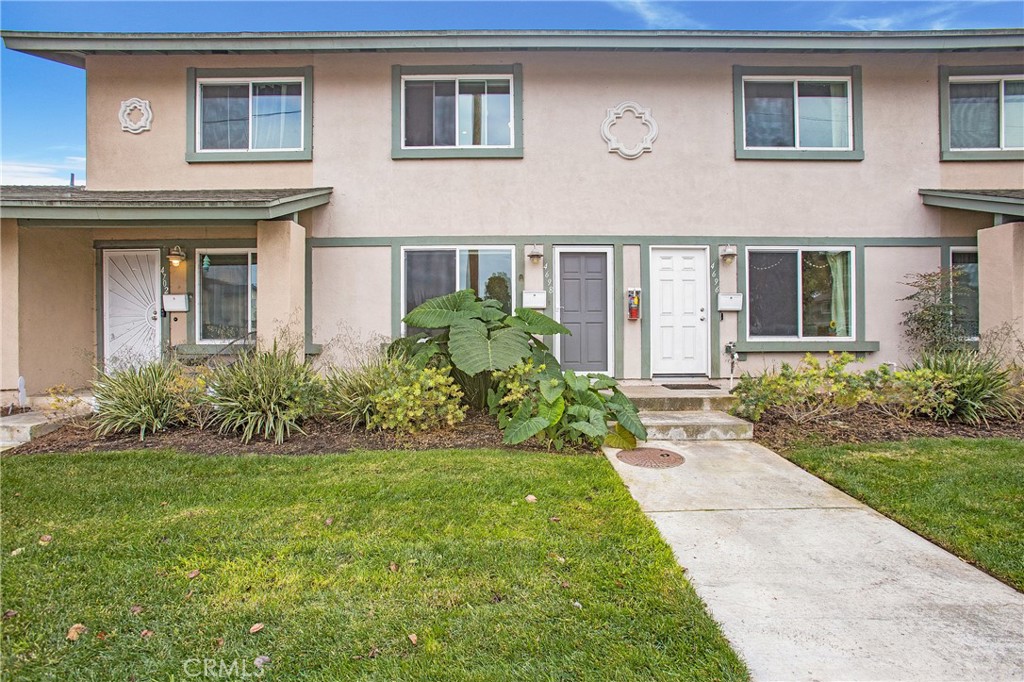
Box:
[918,189,1024,218]
[3,29,1023,68]
[0,186,333,225]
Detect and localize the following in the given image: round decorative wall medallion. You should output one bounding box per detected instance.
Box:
[119,98,153,134]
[601,101,658,159]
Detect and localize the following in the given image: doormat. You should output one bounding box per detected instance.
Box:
[616,448,685,469]
[662,384,720,391]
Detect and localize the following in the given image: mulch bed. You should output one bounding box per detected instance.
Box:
[755,406,1024,453]
[6,411,592,457]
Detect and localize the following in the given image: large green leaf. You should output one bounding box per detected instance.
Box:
[448,319,531,376]
[538,376,565,403]
[508,308,571,336]
[502,400,550,445]
[588,374,618,390]
[403,290,482,329]
[607,401,648,441]
[564,370,591,393]
[574,387,605,411]
[537,395,565,427]
[604,423,638,450]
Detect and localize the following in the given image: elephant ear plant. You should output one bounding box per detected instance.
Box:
[394,289,647,450]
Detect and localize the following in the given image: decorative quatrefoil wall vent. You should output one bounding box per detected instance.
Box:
[119,98,153,134]
[601,101,658,160]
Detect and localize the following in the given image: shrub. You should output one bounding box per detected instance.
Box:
[322,347,398,429]
[169,366,216,430]
[912,351,1024,425]
[93,362,185,440]
[488,356,646,450]
[731,352,865,423]
[207,345,323,444]
[899,269,974,355]
[861,365,958,423]
[366,364,467,433]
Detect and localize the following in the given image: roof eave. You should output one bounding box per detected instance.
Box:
[919,190,1024,217]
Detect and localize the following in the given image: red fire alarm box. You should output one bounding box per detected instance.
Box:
[627,288,641,321]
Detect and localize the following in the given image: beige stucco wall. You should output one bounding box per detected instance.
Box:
[978,222,1024,344]
[17,228,96,392]
[256,220,306,352]
[311,246,391,367]
[1,219,19,399]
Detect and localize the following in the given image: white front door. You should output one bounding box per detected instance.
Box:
[651,247,709,376]
[103,249,161,370]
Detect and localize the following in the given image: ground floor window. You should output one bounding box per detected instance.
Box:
[196,249,257,342]
[951,248,980,338]
[747,247,854,340]
[402,246,514,331]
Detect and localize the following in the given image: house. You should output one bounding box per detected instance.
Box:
[0,29,1022,400]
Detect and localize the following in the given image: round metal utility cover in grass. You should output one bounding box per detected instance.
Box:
[617,447,685,468]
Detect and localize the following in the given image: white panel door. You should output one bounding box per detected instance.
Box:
[103,249,161,371]
[651,248,709,375]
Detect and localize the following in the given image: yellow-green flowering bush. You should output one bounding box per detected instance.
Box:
[367,364,467,433]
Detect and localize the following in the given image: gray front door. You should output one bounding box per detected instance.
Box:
[559,251,609,372]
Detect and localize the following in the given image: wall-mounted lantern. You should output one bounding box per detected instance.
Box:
[527,245,544,265]
[167,245,186,267]
[719,244,738,266]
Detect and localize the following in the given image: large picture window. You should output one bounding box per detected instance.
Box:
[747,248,854,340]
[392,65,523,159]
[196,250,257,343]
[732,66,863,160]
[402,246,515,332]
[187,67,313,162]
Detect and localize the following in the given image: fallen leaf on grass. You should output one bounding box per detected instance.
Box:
[254,656,271,669]
[249,623,264,635]
[159,501,168,507]
[130,605,143,615]
[525,495,537,503]
[549,516,561,523]
[38,535,52,546]
[3,610,17,620]
[388,562,399,573]
[187,569,201,580]
[547,552,566,564]
[66,623,87,641]
[614,580,625,589]
[214,637,225,649]
[560,581,570,589]
[407,633,418,646]
[13,492,19,497]
[367,645,380,659]
[324,517,334,526]
[572,601,583,610]
[183,590,194,601]
[96,631,108,640]
[10,548,24,557]
[140,629,154,639]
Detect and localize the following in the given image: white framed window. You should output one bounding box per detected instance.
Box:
[401,75,514,149]
[948,76,1024,151]
[742,76,854,151]
[950,247,980,339]
[195,249,257,343]
[196,77,304,152]
[746,247,855,341]
[401,245,516,332]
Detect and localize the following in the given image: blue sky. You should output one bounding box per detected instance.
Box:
[1,0,1021,185]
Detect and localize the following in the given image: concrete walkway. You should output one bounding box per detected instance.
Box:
[606,440,1024,681]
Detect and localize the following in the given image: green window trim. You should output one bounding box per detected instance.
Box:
[732,65,864,161]
[186,66,314,163]
[391,64,524,159]
[939,65,1024,162]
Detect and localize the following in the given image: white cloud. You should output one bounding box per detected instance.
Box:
[609,0,705,29]
[1,159,85,186]
[828,2,971,31]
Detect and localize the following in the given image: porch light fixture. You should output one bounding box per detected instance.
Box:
[527,245,544,265]
[719,244,738,266]
[167,245,186,267]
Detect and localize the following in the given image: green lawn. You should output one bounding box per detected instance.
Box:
[785,438,1024,591]
[0,449,747,681]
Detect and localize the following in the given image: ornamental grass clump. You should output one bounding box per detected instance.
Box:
[92,361,186,440]
[912,350,1024,426]
[207,344,323,444]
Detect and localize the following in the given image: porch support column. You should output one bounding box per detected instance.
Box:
[0,219,19,402]
[256,219,306,359]
[978,221,1024,341]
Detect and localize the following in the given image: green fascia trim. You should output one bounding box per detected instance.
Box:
[939,65,1024,163]
[733,65,865,161]
[391,64,524,160]
[7,30,1024,69]
[17,219,259,228]
[732,340,880,353]
[173,342,254,356]
[919,191,1024,217]
[186,66,314,163]
[310,235,979,248]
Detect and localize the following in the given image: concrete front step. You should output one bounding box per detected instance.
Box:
[0,412,63,445]
[640,410,753,441]
[619,384,738,413]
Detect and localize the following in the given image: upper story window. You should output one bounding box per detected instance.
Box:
[733,66,864,161]
[941,66,1024,160]
[392,64,523,159]
[186,67,313,163]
